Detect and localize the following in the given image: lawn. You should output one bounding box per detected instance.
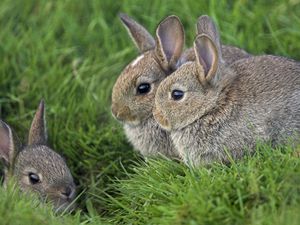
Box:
[0,0,299,224]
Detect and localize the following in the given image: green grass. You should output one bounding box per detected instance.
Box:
[0,0,299,224]
[102,146,300,224]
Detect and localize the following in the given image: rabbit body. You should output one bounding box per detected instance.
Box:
[154,16,300,166]
[112,14,250,159]
[167,56,300,166]
[124,115,175,157]
[111,14,186,158]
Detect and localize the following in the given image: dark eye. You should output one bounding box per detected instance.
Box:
[137,83,151,95]
[171,90,184,100]
[28,173,40,185]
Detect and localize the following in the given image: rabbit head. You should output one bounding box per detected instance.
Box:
[111,13,185,126]
[0,100,75,212]
[154,18,235,131]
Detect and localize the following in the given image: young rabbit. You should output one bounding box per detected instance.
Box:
[0,100,76,211]
[111,14,185,158]
[154,16,300,166]
[111,14,250,158]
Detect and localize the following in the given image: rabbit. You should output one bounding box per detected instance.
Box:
[111,14,251,159]
[111,14,185,158]
[0,100,76,212]
[153,15,300,167]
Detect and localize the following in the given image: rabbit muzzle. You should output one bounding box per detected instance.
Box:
[47,184,76,212]
[153,107,171,130]
[111,104,140,125]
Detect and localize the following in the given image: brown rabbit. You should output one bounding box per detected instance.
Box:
[0,100,75,211]
[111,14,185,158]
[111,14,250,158]
[154,16,300,166]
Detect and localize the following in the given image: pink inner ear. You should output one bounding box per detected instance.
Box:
[158,29,173,62]
[156,16,184,67]
[194,35,218,82]
[198,39,214,77]
[0,122,13,163]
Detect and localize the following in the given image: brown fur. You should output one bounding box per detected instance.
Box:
[154,16,300,166]
[112,14,250,158]
[0,101,75,212]
[111,14,185,158]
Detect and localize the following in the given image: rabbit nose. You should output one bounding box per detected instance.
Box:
[61,186,74,199]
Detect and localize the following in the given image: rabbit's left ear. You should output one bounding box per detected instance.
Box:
[0,120,15,167]
[194,34,219,87]
[28,100,47,145]
[119,13,155,53]
[196,15,222,58]
[155,15,185,72]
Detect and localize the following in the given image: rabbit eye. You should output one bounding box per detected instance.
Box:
[28,172,40,185]
[137,83,151,95]
[171,90,184,101]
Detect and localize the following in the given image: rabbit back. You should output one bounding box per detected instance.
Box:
[232,55,300,142]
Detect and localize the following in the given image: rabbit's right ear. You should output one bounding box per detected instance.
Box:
[0,120,15,167]
[28,100,48,146]
[194,34,219,87]
[119,13,155,53]
[196,15,222,60]
[155,15,185,72]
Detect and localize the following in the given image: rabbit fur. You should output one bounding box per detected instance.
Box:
[154,16,300,166]
[0,100,75,211]
[112,14,250,159]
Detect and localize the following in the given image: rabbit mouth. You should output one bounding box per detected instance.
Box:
[153,109,171,130]
[112,108,151,127]
[111,105,141,125]
[53,199,76,213]
[47,195,76,213]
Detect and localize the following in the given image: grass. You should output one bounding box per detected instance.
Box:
[0,0,299,224]
[102,146,300,224]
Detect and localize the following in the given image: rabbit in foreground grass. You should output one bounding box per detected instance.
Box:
[111,14,250,158]
[154,16,300,167]
[0,100,76,211]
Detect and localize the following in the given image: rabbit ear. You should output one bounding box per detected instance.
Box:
[119,13,155,53]
[194,34,219,86]
[196,15,222,60]
[0,120,15,167]
[155,15,185,72]
[28,100,47,145]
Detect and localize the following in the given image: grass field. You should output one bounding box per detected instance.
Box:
[0,0,300,224]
